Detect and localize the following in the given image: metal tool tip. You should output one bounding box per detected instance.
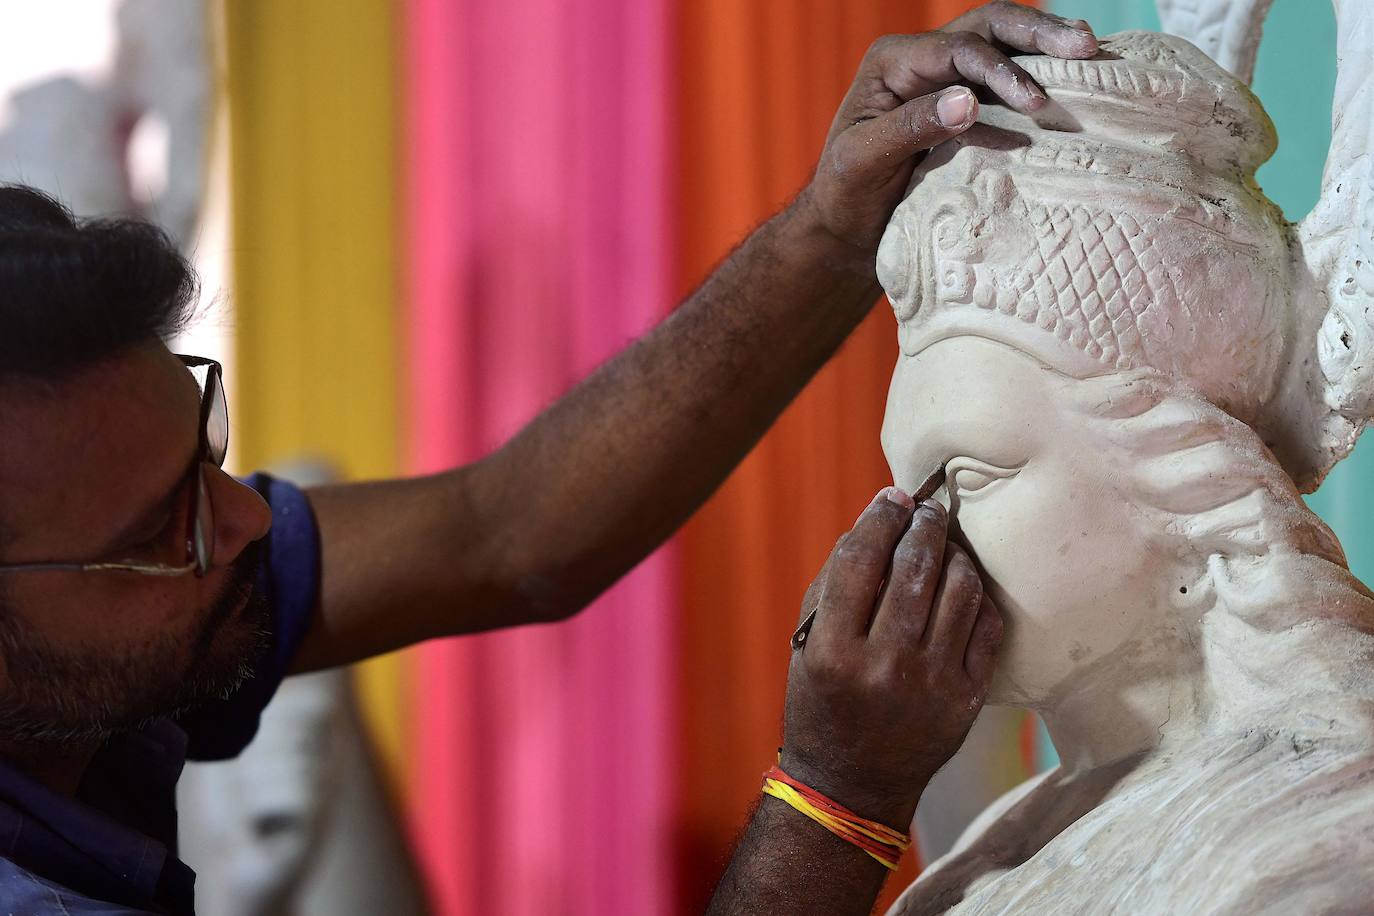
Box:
[912,465,946,504]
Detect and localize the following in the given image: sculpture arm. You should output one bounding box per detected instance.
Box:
[1282,0,1374,487]
[1155,0,1273,84]
[287,3,1098,671]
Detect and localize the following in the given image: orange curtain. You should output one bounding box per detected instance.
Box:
[672,1,997,908]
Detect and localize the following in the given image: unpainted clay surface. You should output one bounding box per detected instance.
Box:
[1155,0,1273,84]
[878,4,1374,912]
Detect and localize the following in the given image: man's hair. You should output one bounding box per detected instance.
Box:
[0,185,199,380]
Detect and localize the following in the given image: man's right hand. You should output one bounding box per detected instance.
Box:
[780,487,1003,829]
[707,488,1005,916]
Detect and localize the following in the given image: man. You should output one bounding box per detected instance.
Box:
[0,3,1097,912]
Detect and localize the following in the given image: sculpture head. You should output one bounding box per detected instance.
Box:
[880,32,1295,446]
[879,32,1374,717]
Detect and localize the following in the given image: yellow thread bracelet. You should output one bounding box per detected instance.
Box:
[762,771,910,871]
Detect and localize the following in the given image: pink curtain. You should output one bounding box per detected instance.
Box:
[404,1,676,913]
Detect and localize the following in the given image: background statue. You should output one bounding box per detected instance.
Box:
[878,4,1374,912]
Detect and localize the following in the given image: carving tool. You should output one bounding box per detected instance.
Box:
[791,464,948,651]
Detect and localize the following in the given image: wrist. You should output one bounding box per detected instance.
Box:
[778,749,926,830]
[775,187,886,294]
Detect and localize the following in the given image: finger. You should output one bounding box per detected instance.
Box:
[869,499,948,648]
[964,593,1004,685]
[813,487,916,645]
[945,31,1047,113]
[922,542,985,653]
[835,87,977,183]
[866,33,1043,114]
[797,556,832,627]
[954,2,1099,59]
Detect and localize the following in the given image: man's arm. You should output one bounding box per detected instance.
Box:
[291,3,1098,671]
[710,491,1002,915]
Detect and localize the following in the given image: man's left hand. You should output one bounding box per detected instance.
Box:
[800,1,1100,266]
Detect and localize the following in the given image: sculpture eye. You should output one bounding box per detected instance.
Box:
[945,458,1024,499]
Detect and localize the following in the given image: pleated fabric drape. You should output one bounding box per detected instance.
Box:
[403,1,676,914]
[668,2,1013,909]
[222,0,412,782]
[228,1,1049,912]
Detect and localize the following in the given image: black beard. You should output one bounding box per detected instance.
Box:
[0,541,273,748]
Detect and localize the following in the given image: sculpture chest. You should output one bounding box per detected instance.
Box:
[891,731,1374,915]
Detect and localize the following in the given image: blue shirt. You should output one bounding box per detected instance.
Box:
[0,474,320,915]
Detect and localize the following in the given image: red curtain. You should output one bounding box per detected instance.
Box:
[670,2,997,909]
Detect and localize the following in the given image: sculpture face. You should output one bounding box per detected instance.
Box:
[882,337,1170,706]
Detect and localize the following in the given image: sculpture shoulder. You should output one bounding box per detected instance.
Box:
[1200,752,1374,914]
[885,771,1054,916]
[886,741,1374,916]
[943,769,1054,860]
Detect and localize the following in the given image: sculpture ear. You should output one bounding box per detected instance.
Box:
[1271,0,1374,491]
[1155,0,1275,84]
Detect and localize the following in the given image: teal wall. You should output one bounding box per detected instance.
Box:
[1050,1,1335,221]
[1049,0,1159,35]
[1033,0,1356,772]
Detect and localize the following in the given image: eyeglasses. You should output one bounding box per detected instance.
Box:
[0,355,228,579]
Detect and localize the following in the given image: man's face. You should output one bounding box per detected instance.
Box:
[0,343,273,746]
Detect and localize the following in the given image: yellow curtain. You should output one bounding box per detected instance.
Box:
[222,0,410,791]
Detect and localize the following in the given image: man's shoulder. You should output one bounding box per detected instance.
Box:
[0,857,154,915]
[178,471,322,762]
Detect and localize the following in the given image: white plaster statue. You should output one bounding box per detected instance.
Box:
[0,0,210,245]
[1155,0,1273,84]
[879,4,1374,913]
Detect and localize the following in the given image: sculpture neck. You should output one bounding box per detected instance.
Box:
[1039,552,1374,775]
[1037,633,1205,774]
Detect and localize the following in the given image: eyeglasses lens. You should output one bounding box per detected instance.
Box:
[205,367,228,467]
[193,469,214,576]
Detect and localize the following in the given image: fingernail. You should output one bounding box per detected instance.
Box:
[884,487,915,509]
[937,88,974,128]
[1065,18,1093,33]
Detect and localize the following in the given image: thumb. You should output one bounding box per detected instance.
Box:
[848,86,978,172]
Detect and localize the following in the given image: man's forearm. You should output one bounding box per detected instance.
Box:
[296,195,880,659]
[708,796,895,916]
[297,0,1091,666]
[459,194,879,622]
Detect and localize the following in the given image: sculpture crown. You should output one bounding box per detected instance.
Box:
[880,32,1288,434]
[881,5,1374,493]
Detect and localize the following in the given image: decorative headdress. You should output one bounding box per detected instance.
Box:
[878,1,1373,493]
